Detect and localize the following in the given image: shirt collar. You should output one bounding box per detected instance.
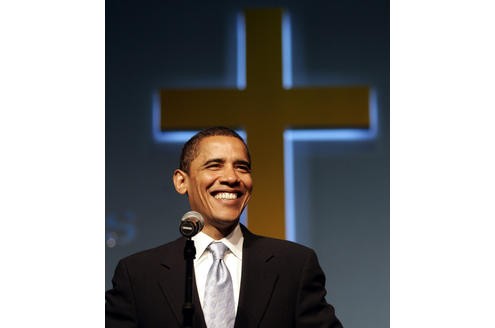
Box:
[192,224,244,260]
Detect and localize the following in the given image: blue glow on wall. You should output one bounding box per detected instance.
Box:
[152,11,378,242]
[106,211,137,248]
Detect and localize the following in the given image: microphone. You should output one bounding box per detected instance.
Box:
[179,211,204,237]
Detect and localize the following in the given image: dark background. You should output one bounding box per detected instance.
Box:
[106,0,389,327]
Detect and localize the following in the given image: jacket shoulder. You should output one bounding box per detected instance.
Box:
[244,227,317,259]
[118,236,185,267]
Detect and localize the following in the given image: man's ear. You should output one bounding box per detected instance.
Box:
[173,169,188,195]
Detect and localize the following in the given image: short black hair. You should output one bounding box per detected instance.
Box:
[179,126,250,172]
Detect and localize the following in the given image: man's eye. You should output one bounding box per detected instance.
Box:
[237,165,251,173]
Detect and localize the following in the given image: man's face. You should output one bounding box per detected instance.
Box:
[174,136,253,232]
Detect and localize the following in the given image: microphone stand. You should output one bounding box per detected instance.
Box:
[182,237,196,328]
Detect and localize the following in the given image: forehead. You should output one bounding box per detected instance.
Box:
[194,136,249,161]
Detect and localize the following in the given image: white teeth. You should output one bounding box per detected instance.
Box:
[214,192,238,200]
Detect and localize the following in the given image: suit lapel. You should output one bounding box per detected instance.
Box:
[157,227,279,328]
[157,238,206,328]
[235,226,279,328]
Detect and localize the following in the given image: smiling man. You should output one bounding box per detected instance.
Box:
[173,131,253,240]
[106,127,343,328]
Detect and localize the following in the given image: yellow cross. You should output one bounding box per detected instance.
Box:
[160,8,369,239]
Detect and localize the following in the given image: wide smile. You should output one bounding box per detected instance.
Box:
[211,191,243,201]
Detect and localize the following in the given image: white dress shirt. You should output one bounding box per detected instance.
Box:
[192,224,243,314]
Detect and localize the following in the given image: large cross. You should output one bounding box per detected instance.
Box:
[160,8,369,239]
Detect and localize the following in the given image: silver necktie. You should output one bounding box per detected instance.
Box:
[203,242,235,328]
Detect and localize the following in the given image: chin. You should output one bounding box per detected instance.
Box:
[219,215,240,223]
[213,214,240,225]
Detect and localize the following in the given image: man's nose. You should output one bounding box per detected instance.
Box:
[220,166,240,184]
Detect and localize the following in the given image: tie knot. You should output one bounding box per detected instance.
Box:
[209,242,228,260]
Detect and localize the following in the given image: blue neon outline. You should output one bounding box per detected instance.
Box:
[283,130,296,241]
[237,13,246,90]
[152,11,378,242]
[282,11,293,89]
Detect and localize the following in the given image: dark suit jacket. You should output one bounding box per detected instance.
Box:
[106,225,343,327]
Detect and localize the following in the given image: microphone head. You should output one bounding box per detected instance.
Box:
[181,210,204,223]
[179,211,204,237]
